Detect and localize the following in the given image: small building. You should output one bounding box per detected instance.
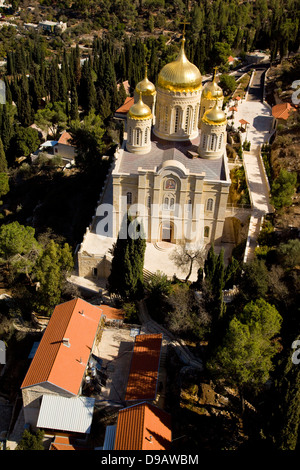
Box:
[272,102,295,128]
[20,298,102,430]
[38,20,67,34]
[53,131,76,163]
[103,402,172,450]
[125,333,163,403]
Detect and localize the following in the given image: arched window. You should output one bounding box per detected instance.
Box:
[218,133,223,149]
[127,192,132,205]
[164,196,169,210]
[136,128,141,146]
[202,134,206,149]
[206,198,214,211]
[145,127,148,144]
[147,195,151,209]
[204,226,210,238]
[185,106,192,133]
[210,133,217,151]
[170,197,175,209]
[164,106,168,132]
[193,105,199,131]
[174,107,180,133]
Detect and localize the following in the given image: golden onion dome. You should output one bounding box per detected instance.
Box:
[136,67,156,95]
[202,70,223,100]
[157,37,202,93]
[202,101,227,126]
[128,93,152,120]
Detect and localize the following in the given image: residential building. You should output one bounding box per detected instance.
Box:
[21,298,102,431]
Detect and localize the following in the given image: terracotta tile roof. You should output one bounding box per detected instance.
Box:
[21,298,101,395]
[115,96,134,114]
[100,304,125,321]
[114,402,171,450]
[50,436,89,450]
[58,131,73,146]
[125,334,163,401]
[272,102,294,120]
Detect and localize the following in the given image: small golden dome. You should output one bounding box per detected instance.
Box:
[136,67,156,95]
[202,73,223,100]
[157,37,202,92]
[202,101,227,126]
[128,93,152,120]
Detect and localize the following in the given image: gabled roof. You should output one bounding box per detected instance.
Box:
[21,298,101,395]
[58,131,73,146]
[125,333,163,401]
[272,102,294,120]
[115,96,134,115]
[114,402,171,450]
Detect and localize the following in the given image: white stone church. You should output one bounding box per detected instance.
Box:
[77,35,235,281]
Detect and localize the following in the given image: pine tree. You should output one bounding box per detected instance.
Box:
[0,138,7,173]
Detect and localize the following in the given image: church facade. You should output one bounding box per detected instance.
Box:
[77,35,232,280]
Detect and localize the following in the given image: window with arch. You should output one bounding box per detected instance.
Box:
[174,106,181,133]
[218,133,223,150]
[210,133,217,151]
[193,105,199,130]
[129,126,132,144]
[185,106,192,133]
[145,127,148,144]
[204,226,210,238]
[206,198,214,211]
[136,128,141,146]
[147,195,151,209]
[163,194,175,210]
[127,192,132,205]
[202,134,207,149]
[164,106,168,132]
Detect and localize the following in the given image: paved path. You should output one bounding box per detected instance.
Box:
[227,65,274,262]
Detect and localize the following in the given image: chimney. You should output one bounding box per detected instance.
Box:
[62,338,70,347]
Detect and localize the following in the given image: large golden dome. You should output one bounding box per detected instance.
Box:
[202,70,223,100]
[136,67,156,95]
[157,37,202,93]
[128,93,152,120]
[202,101,227,126]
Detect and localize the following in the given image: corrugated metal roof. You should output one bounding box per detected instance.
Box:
[21,298,102,395]
[125,334,163,401]
[37,395,95,434]
[103,425,117,450]
[114,402,171,450]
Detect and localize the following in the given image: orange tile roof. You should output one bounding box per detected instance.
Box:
[58,131,73,146]
[21,298,102,395]
[272,102,294,120]
[114,402,171,450]
[115,96,134,114]
[50,436,88,450]
[125,334,162,401]
[100,304,124,321]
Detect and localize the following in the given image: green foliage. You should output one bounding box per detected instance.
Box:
[0,172,9,200]
[207,298,282,395]
[69,109,105,172]
[9,126,40,161]
[16,428,44,450]
[0,222,41,275]
[34,102,68,140]
[271,169,297,210]
[33,239,74,316]
[108,216,146,300]
[219,74,237,95]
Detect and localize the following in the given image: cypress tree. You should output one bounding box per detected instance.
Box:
[0,138,7,173]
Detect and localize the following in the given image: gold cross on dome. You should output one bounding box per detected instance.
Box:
[180,20,190,37]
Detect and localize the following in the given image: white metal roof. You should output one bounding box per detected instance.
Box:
[37,395,95,434]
